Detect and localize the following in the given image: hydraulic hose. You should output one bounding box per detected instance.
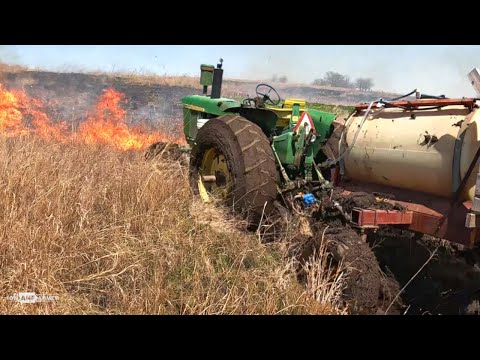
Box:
[319,98,382,168]
[388,89,417,101]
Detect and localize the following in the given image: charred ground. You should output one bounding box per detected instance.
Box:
[0,68,400,125]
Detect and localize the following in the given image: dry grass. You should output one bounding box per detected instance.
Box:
[0,62,28,73]
[0,135,345,314]
[103,70,249,98]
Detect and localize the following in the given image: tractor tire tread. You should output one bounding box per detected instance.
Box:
[190,114,278,224]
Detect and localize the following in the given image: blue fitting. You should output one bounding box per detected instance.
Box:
[302,193,317,207]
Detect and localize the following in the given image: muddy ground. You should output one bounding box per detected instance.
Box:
[330,190,480,315]
[327,190,480,315]
[369,230,480,315]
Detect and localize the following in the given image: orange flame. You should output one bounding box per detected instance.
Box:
[0,84,186,150]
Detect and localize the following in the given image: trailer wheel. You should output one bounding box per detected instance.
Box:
[189,115,278,226]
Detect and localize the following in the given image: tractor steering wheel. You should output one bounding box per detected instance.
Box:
[256,84,281,106]
[242,98,256,107]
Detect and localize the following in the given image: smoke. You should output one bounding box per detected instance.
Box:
[0,45,20,64]
[237,45,480,97]
[240,46,306,82]
[5,45,480,98]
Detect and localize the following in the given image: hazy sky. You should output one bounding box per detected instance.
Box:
[2,45,480,97]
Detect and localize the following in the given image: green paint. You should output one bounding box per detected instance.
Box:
[273,132,295,165]
[290,103,300,127]
[200,64,214,86]
[181,95,242,144]
[182,108,199,141]
[181,95,241,116]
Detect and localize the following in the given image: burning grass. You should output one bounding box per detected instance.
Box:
[0,83,186,150]
[0,136,345,314]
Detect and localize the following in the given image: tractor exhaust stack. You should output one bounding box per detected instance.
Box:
[211,58,223,99]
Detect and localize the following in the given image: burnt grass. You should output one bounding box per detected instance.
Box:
[0,70,192,130]
[2,68,480,315]
[0,69,400,125]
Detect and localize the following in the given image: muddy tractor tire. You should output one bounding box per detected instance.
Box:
[189,115,278,226]
[326,227,403,315]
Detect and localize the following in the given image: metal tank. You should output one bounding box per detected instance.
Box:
[341,100,480,201]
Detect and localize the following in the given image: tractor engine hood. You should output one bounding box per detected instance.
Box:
[181,95,241,116]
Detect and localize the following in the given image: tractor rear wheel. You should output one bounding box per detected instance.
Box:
[189,115,278,226]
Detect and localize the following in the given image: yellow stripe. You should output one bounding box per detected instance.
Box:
[184,104,205,112]
[266,106,307,113]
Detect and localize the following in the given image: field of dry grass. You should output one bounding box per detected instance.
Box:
[90,70,250,98]
[0,135,346,314]
[0,63,28,73]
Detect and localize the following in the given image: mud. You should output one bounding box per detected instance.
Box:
[324,191,480,315]
[369,229,480,315]
[335,191,405,214]
[289,217,403,315]
[171,151,480,315]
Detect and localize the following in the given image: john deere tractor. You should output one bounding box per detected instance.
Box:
[179,60,396,314]
[182,59,337,226]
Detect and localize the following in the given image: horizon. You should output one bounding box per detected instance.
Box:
[1,45,479,98]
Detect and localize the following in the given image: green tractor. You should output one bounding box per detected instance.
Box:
[174,59,404,314]
[182,59,337,226]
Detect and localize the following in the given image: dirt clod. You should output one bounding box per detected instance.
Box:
[337,191,405,214]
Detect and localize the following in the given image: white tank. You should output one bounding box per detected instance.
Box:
[341,103,480,201]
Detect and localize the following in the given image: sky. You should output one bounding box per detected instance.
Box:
[1,45,480,97]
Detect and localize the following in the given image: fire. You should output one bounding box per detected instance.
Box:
[0,84,186,150]
[0,84,68,140]
[78,88,176,151]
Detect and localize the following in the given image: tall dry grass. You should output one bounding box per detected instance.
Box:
[0,135,345,314]
[0,62,28,73]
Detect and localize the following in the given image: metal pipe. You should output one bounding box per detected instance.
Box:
[211,61,223,99]
[333,201,352,222]
[201,175,217,183]
[355,98,476,111]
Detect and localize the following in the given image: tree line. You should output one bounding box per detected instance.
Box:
[271,74,288,83]
[312,71,374,91]
[270,71,375,91]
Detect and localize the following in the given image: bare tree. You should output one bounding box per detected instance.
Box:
[278,75,288,83]
[312,78,327,86]
[355,78,374,91]
[316,71,353,88]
